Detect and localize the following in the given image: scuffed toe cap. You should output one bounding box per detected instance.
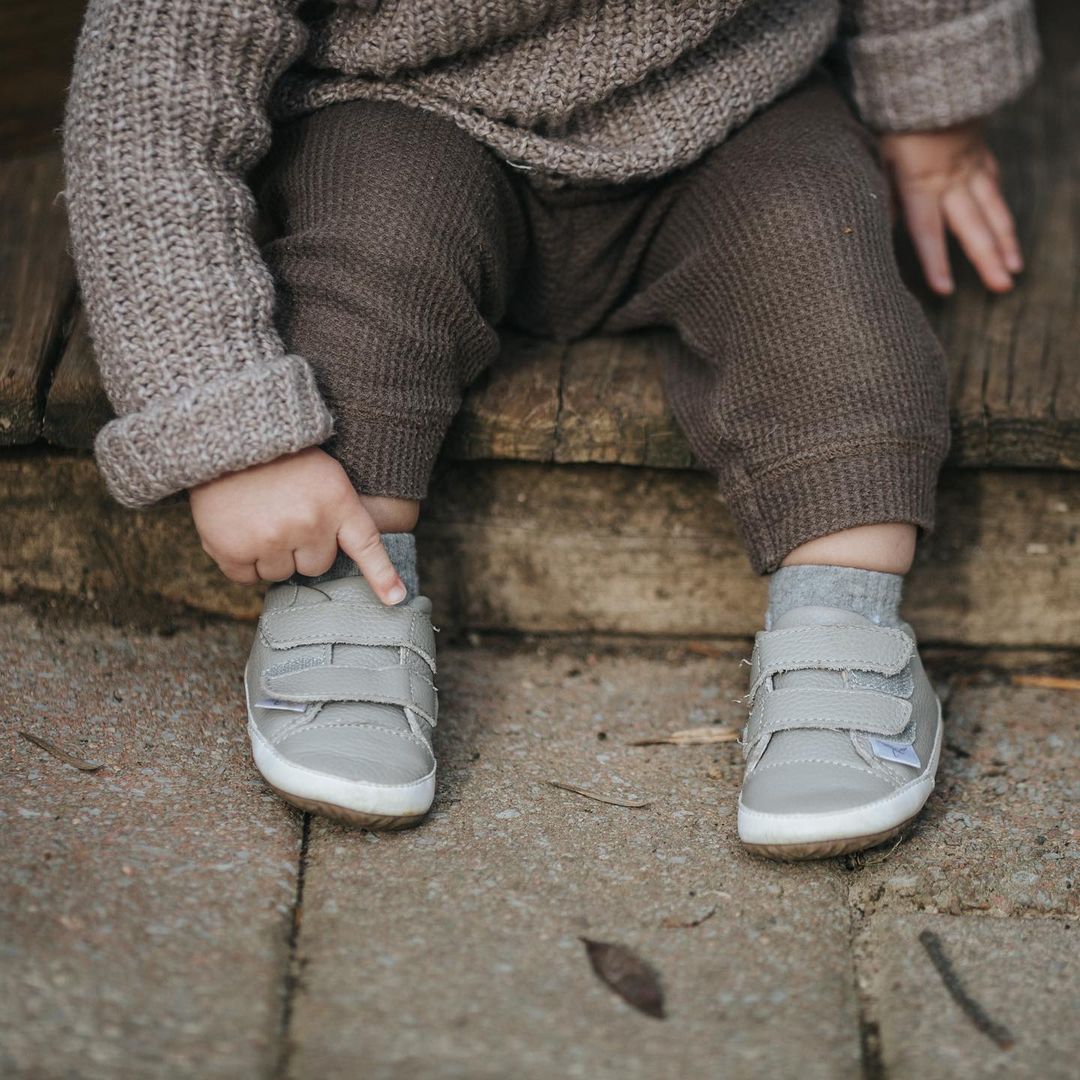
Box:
[740,761,895,817]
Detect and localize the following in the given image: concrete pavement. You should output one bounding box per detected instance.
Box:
[2,602,1076,1078]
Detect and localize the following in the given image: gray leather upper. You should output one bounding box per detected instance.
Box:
[246,575,438,786]
[740,606,940,816]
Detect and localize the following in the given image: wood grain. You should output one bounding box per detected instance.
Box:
[554,332,695,469]
[443,332,563,462]
[0,151,75,444]
[41,307,112,448]
[3,453,1077,646]
[0,0,85,156]
[916,0,1080,468]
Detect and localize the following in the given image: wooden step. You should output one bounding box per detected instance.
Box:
[2,1,1077,470]
[0,151,76,444]
[2,452,1078,647]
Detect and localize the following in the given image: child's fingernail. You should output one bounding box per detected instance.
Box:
[1006,254,1023,272]
[387,583,407,605]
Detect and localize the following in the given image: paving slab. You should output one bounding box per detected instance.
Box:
[3,601,1076,1079]
[859,914,1078,1079]
[287,643,863,1080]
[845,677,1079,919]
[0,604,301,1078]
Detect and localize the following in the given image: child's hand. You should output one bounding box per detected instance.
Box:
[189,447,407,604]
[879,123,1022,297]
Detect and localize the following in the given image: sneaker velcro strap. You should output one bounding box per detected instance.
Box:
[261,603,435,666]
[749,625,913,701]
[746,687,912,745]
[264,665,438,726]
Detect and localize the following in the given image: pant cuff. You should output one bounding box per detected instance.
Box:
[725,442,945,576]
[329,411,453,501]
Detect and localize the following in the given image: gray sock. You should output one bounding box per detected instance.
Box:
[295,532,420,599]
[380,532,420,599]
[766,564,903,628]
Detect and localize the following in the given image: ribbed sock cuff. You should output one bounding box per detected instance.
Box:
[381,532,420,599]
[294,532,419,599]
[767,564,903,628]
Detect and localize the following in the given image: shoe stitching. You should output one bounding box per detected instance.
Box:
[750,757,903,788]
[263,631,436,671]
[260,599,436,668]
[738,774,934,819]
[756,709,910,739]
[275,703,325,742]
[283,720,433,754]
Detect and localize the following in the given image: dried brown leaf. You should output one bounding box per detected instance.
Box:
[18,731,103,772]
[581,939,666,1019]
[1010,674,1080,692]
[630,726,739,747]
[546,781,650,808]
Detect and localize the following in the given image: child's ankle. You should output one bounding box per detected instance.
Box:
[358,494,420,533]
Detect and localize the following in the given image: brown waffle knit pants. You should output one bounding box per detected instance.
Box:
[258,70,949,574]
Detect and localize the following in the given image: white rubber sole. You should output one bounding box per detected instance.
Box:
[243,669,436,825]
[737,699,942,858]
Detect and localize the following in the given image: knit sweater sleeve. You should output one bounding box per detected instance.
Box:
[63,0,333,508]
[841,0,1041,132]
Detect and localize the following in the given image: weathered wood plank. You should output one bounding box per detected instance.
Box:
[3,453,1078,647]
[420,463,1080,647]
[50,325,566,460]
[0,151,75,444]
[0,0,84,156]
[554,331,695,468]
[919,0,1080,468]
[41,307,113,449]
[443,331,563,461]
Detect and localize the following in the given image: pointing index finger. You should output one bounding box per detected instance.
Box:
[336,506,406,605]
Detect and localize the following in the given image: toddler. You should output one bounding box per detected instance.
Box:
[64,1,1039,857]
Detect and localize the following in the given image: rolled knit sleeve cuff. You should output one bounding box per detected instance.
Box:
[93,354,334,507]
[847,0,1041,132]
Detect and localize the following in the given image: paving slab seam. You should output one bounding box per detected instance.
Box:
[274,812,311,1080]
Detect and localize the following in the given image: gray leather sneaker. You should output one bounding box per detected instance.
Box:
[737,606,942,860]
[245,574,438,829]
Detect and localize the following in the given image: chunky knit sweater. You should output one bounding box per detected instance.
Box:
[63,0,1040,508]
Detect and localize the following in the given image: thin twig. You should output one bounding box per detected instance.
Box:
[919,930,1015,1050]
[546,781,651,808]
[1010,674,1080,692]
[630,726,739,747]
[661,906,717,929]
[683,642,729,658]
[18,731,104,772]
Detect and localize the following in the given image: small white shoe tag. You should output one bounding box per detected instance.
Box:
[870,737,920,768]
[255,698,308,713]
